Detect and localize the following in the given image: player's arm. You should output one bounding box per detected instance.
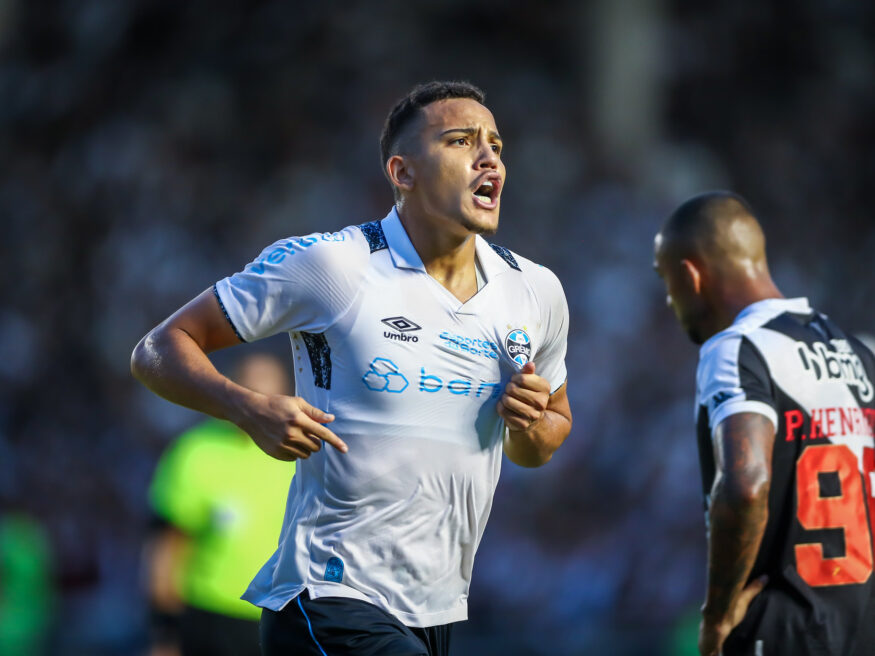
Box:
[130,289,347,460]
[699,411,773,656]
[499,363,572,467]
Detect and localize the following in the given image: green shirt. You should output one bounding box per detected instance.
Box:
[149,419,294,620]
[0,514,53,654]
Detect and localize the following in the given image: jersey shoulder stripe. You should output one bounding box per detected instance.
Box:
[358,220,388,253]
[488,242,520,271]
[213,284,246,343]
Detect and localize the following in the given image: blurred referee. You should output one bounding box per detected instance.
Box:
[654,191,875,656]
[146,354,294,656]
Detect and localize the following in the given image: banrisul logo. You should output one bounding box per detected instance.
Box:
[505,329,532,366]
[362,358,502,399]
[362,358,409,393]
[382,316,421,343]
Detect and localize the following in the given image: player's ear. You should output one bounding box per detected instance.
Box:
[386,155,414,194]
[680,258,703,295]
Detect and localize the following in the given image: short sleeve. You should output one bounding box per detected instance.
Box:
[530,265,569,394]
[149,433,210,535]
[697,334,777,438]
[213,227,368,342]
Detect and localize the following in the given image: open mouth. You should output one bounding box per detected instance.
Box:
[472,176,501,209]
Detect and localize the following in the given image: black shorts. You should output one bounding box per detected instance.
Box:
[723,574,863,656]
[260,591,453,656]
[179,605,261,656]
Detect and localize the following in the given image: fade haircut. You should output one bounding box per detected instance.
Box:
[661,191,760,262]
[380,81,486,197]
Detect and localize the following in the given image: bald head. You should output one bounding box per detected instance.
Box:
[659,191,769,277]
[654,191,783,344]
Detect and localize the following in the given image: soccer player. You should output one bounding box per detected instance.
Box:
[146,353,295,656]
[131,81,572,656]
[653,191,875,656]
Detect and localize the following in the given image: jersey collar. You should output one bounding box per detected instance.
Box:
[701,297,812,352]
[381,208,425,271]
[734,296,812,326]
[379,207,514,283]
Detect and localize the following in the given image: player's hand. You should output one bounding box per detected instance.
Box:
[236,393,348,461]
[698,575,768,656]
[497,362,550,431]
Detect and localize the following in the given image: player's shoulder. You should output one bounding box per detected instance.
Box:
[698,328,744,380]
[486,241,564,293]
[247,223,376,276]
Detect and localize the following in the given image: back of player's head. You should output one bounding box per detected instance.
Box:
[380,81,486,194]
[660,191,768,273]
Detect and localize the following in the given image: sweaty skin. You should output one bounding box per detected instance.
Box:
[699,413,772,656]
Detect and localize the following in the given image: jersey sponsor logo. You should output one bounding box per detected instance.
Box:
[505,329,532,366]
[438,331,500,360]
[362,358,409,392]
[418,367,503,398]
[361,358,502,399]
[382,316,421,342]
[248,232,346,274]
[796,339,873,402]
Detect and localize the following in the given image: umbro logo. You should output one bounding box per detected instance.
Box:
[382,317,421,333]
[382,316,421,343]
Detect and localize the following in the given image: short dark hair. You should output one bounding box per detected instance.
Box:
[380,81,486,188]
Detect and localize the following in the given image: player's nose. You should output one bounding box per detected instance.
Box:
[474,137,499,169]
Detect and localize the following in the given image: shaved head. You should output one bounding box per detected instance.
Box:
[654,191,783,344]
[659,191,768,276]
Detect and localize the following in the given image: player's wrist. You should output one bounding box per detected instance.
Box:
[222,379,262,427]
[700,601,733,630]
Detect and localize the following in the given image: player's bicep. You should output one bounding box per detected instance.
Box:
[162,287,243,353]
[713,412,775,492]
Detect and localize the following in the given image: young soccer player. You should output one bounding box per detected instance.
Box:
[132,81,572,656]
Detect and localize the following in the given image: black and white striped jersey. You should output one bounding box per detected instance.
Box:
[695,297,875,653]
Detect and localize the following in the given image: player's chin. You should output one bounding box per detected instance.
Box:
[460,207,500,236]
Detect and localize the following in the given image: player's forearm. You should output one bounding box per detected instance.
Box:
[702,471,769,625]
[131,326,252,423]
[503,409,571,467]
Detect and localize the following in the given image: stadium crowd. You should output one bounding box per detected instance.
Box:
[2,1,873,653]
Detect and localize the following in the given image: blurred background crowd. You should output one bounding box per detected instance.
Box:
[2,0,874,653]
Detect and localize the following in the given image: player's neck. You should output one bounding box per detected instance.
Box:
[714,277,785,336]
[397,204,479,303]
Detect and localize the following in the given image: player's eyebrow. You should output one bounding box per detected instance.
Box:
[440,127,503,143]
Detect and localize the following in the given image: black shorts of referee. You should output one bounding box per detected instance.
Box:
[260,590,453,656]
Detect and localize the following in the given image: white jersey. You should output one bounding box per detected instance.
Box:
[214,208,569,627]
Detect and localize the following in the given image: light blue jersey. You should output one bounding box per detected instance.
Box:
[215,208,568,627]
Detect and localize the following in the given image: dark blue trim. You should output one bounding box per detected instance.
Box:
[296,596,328,656]
[357,220,388,253]
[212,284,246,343]
[488,243,520,271]
[301,332,332,389]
